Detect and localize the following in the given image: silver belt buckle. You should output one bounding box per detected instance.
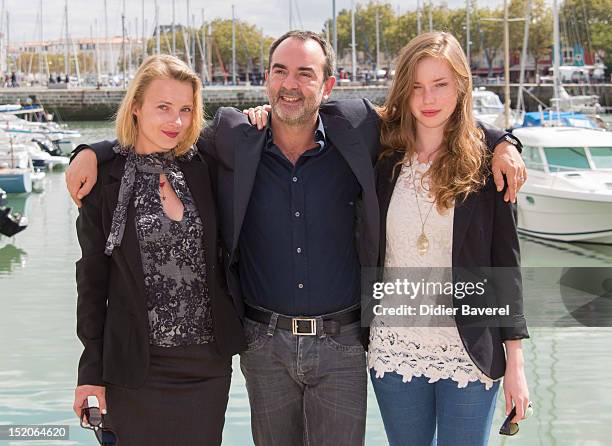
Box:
[292,317,316,336]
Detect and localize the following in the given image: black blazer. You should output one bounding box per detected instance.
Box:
[75,152,246,389]
[77,100,513,333]
[375,150,529,380]
[202,99,382,316]
[82,100,383,318]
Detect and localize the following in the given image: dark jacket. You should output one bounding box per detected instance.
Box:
[75,151,246,389]
[375,149,529,380]
[202,100,382,317]
[79,100,383,319]
[76,99,515,350]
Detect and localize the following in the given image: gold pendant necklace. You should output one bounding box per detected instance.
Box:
[410,161,436,256]
[416,231,429,256]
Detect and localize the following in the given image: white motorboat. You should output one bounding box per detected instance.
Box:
[0,138,46,194]
[550,86,603,115]
[472,88,504,126]
[0,151,33,194]
[0,108,81,155]
[513,126,612,244]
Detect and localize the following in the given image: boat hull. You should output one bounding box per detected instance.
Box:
[517,191,612,244]
[0,170,32,194]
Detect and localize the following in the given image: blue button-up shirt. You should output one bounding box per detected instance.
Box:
[238,115,362,316]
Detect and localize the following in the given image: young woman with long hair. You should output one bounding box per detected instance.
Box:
[369,32,530,446]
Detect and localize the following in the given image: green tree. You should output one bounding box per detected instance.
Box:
[473,6,504,77]
[146,22,274,81]
[508,0,553,78]
[207,19,274,79]
[325,2,401,67]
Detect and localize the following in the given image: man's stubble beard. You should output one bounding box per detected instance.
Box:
[267,87,324,127]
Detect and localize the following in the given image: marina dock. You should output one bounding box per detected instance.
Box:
[0,84,610,120]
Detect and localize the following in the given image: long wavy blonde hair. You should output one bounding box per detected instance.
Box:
[379,32,488,210]
[115,55,203,156]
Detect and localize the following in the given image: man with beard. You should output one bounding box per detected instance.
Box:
[66,31,524,446]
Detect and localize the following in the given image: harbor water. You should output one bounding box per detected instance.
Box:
[1,121,612,445]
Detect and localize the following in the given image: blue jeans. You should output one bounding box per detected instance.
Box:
[240,314,367,446]
[370,370,500,446]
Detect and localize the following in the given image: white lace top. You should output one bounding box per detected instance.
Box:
[368,157,497,389]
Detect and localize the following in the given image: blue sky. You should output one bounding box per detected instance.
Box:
[4,0,511,42]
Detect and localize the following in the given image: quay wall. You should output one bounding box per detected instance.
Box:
[0,84,609,121]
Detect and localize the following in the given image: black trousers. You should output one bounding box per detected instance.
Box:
[105,343,232,446]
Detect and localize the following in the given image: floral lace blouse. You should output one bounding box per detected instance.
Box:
[132,152,214,348]
[368,157,497,389]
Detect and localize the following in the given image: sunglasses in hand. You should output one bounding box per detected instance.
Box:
[499,401,534,436]
[80,406,118,445]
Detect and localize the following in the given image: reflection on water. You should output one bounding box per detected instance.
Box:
[1,122,611,445]
[0,244,27,274]
[3,195,32,220]
[520,234,612,266]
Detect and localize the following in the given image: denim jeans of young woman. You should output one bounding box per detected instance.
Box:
[370,369,500,446]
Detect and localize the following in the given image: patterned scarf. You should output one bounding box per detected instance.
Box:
[104,145,195,256]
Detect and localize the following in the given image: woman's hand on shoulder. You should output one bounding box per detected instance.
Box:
[242,105,271,130]
[65,148,99,208]
[491,142,527,203]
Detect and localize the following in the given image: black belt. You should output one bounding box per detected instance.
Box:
[245,305,361,336]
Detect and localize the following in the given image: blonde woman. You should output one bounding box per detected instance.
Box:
[72,55,244,445]
[369,33,530,445]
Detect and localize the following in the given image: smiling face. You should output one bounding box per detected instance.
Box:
[132,78,194,154]
[409,56,458,131]
[265,37,335,126]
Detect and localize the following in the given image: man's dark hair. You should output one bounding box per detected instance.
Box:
[268,30,336,80]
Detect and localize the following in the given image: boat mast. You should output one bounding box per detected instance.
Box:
[465,0,470,67]
[39,0,44,82]
[375,1,380,72]
[231,4,236,84]
[95,19,101,85]
[332,0,337,62]
[130,19,134,76]
[350,0,356,81]
[5,11,9,76]
[259,27,264,82]
[121,0,126,88]
[172,0,176,56]
[200,9,208,82]
[516,0,531,113]
[207,24,212,83]
[155,0,160,55]
[503,0,510,128]
[104,0,110,75]
[186,0,191,66]
[552,0,561,120]
[192,14,196,70]
[64,0,69,78]
[142,0,146,58]
[0,0,4,75]
[417,0,421,34]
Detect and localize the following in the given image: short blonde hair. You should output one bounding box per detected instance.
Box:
[115,55,203,156]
